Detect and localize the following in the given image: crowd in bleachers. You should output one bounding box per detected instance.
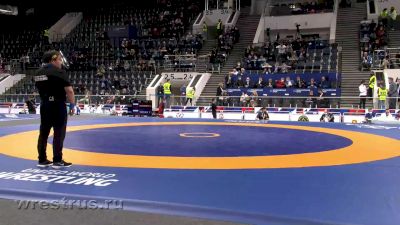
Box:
[360,6,398,70]
[2,0,205,98]
[360,19,388,70]
[209,27,240,69]
[242,37,338,74]
[225,67,335,90]
[57,0,203,73]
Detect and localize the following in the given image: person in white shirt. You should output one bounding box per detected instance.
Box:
[359,80,367,109]
[240,92,249,106]
[374,109,395,122]
[276,43,287,62]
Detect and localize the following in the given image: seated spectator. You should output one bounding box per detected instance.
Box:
[295,75,306,88]
[254,76,265,88]
[319,76,331,88]
[236,75,244,88]
[285,76,294,88]
[225,74,233,88]
[308,78,318,88]
[244,77,252,88]
[275,77,286,88]
[266,78,275,88]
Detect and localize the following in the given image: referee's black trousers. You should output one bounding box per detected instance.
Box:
[37,101,67,163]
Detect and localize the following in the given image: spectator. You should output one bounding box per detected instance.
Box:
[319,76,331,88]
[216,19,223,37]
[240,92,250,106]
[236,75,244,88]
[295,75,306,88]
[305,90,316,108]
[266,78,275,88]
[388,7,397,30]
[275,77,286,88]
[285,76,294,88]
[308,78,318,88]
[250,90,259,107]
[216,83,224,105]
[244,77,252,88]
[380,8,389,27]
[254,76,265,88]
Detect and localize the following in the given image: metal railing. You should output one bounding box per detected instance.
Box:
[2,94,397,110]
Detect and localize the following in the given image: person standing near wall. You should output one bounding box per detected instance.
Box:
[157,82,164,107]
[202,21,208,40]
[359,80,367,109]
[388,77,398,109]
[378,83,388,109]
[185,87,195,106]
[180,83,187,105]
[380,8,389,28]
[211,98,217,119]
[216,19,223,37]
[368,72,376,100]
[163,79,171,108]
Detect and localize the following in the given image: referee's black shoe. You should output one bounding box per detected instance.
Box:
[52,160,72,169]
[37,160,53,168]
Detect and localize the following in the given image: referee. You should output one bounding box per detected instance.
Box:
[34,50,74,168]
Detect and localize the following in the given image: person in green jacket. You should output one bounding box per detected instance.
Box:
[185,87,195,106]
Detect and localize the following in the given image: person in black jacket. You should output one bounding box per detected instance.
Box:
[34,50,75,168]
[25,96,36,114]
[211,98,217,119]
[216,83,224,106]
[320,109,334,122]
[257,107,269,121]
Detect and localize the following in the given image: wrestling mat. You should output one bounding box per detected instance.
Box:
[0,116,399,225]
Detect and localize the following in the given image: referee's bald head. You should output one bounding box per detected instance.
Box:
[42,50,60,63]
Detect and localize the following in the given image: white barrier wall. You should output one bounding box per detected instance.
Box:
[163,109,366,123]
[264,13,334,30]
[49,12,83,43]
[193,9,235,35]
[385,69,400,81]
[253,12,335,43]
[0,74,24,94]
[191,73,211,106]
[204,9,234,25]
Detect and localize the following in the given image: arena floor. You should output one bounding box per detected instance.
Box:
[0,115,399,225]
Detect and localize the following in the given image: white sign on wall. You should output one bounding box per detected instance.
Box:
[162,72,200,80]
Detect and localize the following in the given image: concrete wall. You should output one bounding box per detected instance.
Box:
[264,13,334,30]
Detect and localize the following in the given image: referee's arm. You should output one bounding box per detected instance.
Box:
[65,86,75,105]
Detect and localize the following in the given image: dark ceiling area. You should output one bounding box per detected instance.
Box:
[0,0,160,30]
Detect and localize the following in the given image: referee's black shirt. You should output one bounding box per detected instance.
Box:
[34,65,71,102]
